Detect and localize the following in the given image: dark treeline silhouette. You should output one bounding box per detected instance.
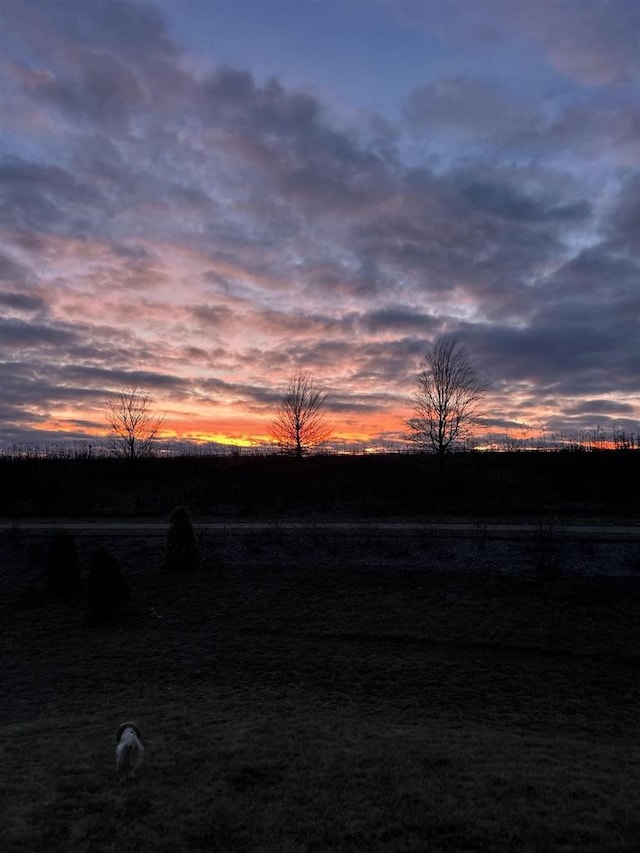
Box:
[0,450,638,519]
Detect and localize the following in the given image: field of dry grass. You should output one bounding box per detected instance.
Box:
[1,529,639,852]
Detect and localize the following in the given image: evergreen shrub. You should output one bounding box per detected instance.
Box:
[163,505,199,573]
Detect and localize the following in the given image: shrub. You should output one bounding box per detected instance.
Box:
[163,506,200,573]
[526,520,563,579]
[86,547,130,621]
[45,531,81,595]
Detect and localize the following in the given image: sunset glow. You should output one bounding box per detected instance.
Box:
[1,1,638,450]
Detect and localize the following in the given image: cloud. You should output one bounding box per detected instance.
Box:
[462,180,591,225]
[0,157,106,236]
[504,0,640,85]
[190,304,236,329]
[565,399,635,417]
[0,253,31,286]
[0,317,78,347]
[0,0,638,447]
[187,67,395,223]
[399,0,640,85]
[608,174,640,257]
[57,363,184,392]
[472,313,640,403]
[359,307,439,336]
[405,76,525,138]
[31,49,148,128]
[0,290,47,313]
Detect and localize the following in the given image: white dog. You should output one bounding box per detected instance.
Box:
[116,722,144,781]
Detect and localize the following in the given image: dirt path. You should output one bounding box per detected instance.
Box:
[2,518,640,541]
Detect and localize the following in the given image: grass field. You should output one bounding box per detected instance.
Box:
[1,530,639,852]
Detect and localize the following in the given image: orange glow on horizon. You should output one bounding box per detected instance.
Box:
[18,414,629,454]
[32,404,411,449]
[19,398,632,454]
[165,430,260,448]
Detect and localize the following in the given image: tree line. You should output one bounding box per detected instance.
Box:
[108,337,487,459]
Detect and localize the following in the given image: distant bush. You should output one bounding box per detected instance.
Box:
[45,531,81,595]
[525,521,563,579]
[163,505,200,573]
[86,547,130,621]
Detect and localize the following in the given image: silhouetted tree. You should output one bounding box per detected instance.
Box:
[106,385,164,459]
[407,338,487,459]
[270,372,333,457]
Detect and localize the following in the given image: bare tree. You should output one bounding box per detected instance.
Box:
[407,338,487,458]
[106,386,164,459]
[270,372,333,457]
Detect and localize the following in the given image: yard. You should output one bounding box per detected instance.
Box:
[1,528,639,851]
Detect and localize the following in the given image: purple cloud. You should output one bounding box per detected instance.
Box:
[0,0,637,448]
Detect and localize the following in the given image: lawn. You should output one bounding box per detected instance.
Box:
[1,530,639,852]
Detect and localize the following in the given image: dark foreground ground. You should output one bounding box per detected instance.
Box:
[1,529,639,852]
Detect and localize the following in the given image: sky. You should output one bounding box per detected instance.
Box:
[1,0,639,451]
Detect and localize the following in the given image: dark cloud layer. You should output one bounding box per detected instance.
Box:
[0,0,638,447]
